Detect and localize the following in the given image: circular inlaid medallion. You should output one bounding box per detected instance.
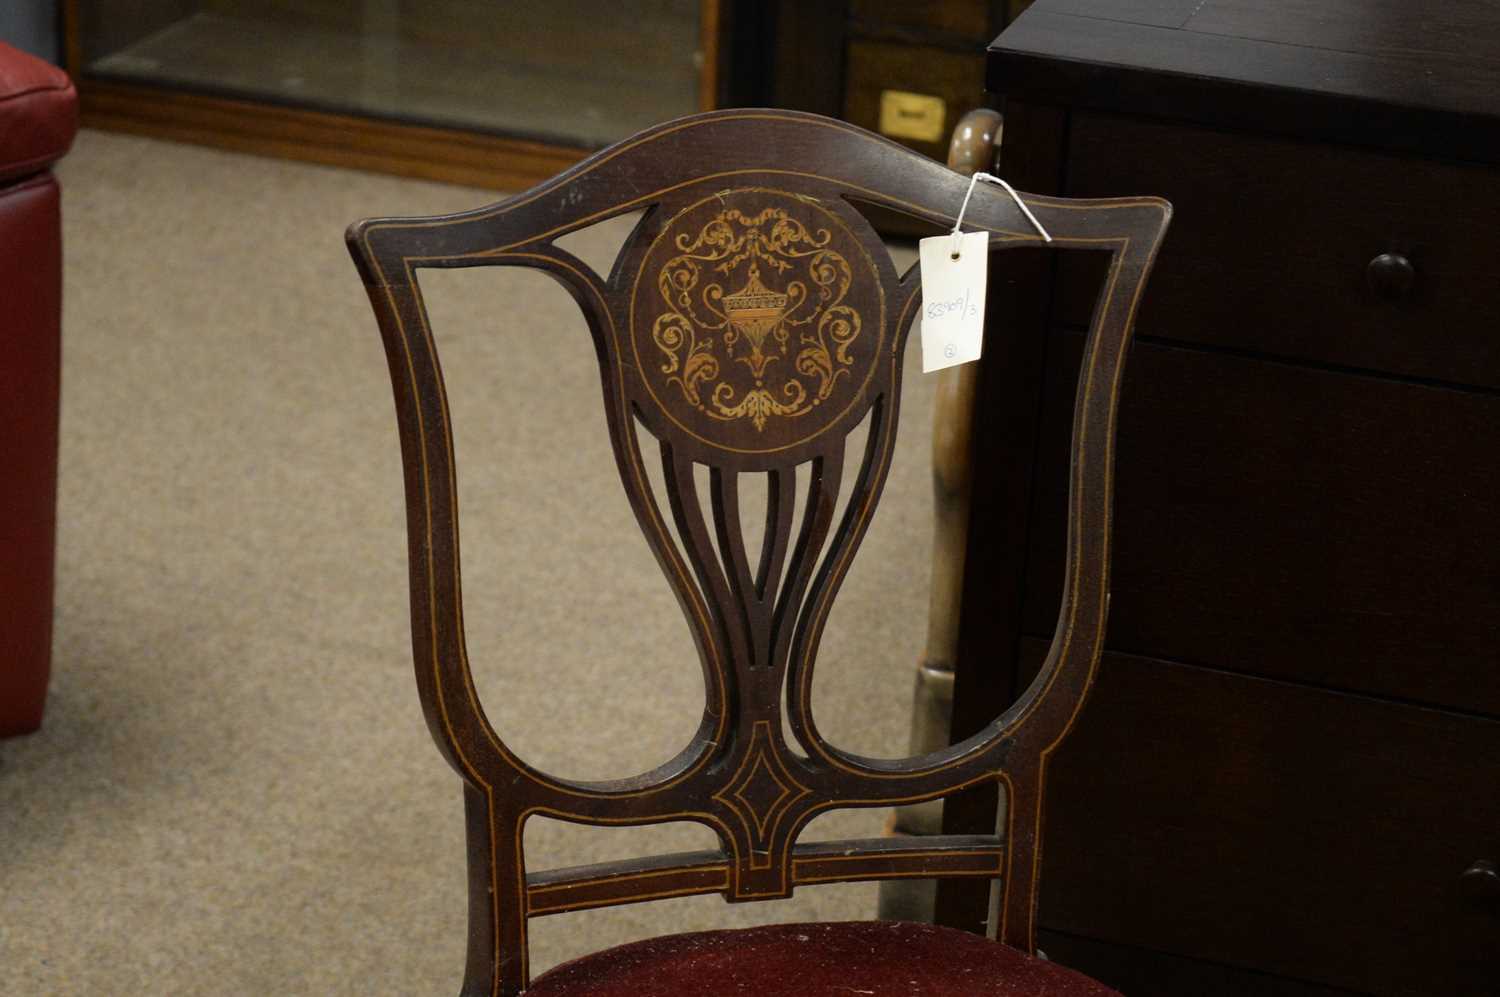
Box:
[629,188,885,455]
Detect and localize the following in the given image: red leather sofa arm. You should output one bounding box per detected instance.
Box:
[0,41,78,737]
[0,44,77,182]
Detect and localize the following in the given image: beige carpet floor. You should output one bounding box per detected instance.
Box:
[0,130,938,994]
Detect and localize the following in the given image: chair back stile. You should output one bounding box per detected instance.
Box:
[347,109,1170,996]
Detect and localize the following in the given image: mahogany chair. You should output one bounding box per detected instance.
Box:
[347,108,1170,997]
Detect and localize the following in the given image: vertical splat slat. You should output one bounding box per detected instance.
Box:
[661,444,753,682]
[784,402,891,754]
[756,468,797,601]
[770,449,845,678]
[710,468,767,668]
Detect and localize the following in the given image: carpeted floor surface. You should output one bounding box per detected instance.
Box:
[0,130,939,994]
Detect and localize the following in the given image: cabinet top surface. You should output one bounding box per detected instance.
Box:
[990,0,1500,161]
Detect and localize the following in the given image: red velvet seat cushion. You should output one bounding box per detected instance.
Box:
[526,920,1120,996]
[0,41,78,184]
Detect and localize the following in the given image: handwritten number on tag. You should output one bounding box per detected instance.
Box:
[925,288,979,322]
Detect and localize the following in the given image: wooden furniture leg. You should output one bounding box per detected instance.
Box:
[878,107,1001,921]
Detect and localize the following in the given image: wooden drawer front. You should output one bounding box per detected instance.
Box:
[1019,641,1500,996]
[1055,111,1500,391]
[843,40,984,161]
[1022,333,1500,716]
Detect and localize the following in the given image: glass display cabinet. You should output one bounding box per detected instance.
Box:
[65,0,720,188]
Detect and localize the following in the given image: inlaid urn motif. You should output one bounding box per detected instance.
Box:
[720,264,788,380]
[630,188,885,454]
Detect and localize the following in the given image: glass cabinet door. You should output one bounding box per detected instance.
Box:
[75,1,708,149]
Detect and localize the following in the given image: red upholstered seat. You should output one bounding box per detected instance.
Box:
[526,921,1120,996]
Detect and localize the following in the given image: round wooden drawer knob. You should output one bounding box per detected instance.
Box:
[1366,252,1415,300]
[1460,859,1499,906]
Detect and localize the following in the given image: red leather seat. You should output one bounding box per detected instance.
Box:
[0,42,77,737]
[526,921,1121,996]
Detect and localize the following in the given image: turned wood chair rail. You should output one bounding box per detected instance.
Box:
[348,108,1169,996]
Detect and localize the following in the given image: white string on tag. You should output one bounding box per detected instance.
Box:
[949,171,1052,259]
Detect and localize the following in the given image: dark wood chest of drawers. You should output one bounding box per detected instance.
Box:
[950,2,1500,993]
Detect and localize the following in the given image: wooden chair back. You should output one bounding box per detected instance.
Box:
[347,109,1170,996]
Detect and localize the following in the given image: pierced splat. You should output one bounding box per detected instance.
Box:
[612,187,914,900]
[348,108,1170,997]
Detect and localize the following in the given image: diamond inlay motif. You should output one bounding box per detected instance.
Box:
[714,722,811,845]
[732,753,793,837]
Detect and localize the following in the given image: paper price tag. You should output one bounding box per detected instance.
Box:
[918,230,989,373]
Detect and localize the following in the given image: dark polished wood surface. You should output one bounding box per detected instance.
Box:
[989,0,1500,163]
[968,1,1500,993]
[1019,640,1500,995]
[1028,331,1500,718]
[349,108,1169,996]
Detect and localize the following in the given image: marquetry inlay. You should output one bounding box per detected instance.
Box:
[630,188,885,453]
